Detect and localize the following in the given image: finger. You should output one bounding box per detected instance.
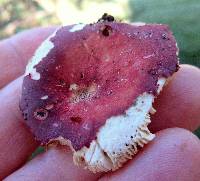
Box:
[150,64,200,132]
[4,146,101,181]
[0,27,56,88]
[0,77,38,180]
[100,128,200,181]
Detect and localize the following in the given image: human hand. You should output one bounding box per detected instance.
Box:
[0,27,200,181]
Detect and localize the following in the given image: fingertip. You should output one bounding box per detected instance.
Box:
[5,146,101,181]
[150,64,200,132]
[0,77,38,179]
[180,64,200,72]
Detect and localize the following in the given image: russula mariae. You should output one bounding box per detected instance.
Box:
[20,14,179,172]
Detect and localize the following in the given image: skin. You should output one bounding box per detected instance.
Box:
[0,27,199,181]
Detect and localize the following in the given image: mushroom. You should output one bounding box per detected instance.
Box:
[20,14,179,172]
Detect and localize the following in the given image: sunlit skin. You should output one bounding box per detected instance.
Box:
[0,27,199,181]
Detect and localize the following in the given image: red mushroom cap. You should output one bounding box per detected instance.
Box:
[20,22,179,151]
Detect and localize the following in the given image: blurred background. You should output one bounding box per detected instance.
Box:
[0,0,199,139]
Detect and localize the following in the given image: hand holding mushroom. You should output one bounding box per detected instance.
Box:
[0,17,200,180]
